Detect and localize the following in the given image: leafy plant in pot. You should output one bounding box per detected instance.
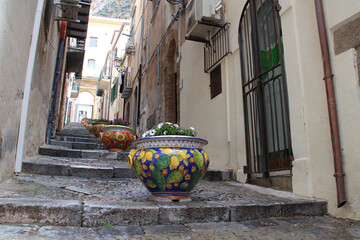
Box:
[128,123,209,201]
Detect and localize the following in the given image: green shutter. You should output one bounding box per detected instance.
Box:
[110,77,119,103]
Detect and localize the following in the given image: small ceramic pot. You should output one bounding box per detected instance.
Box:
[128,136,209,201]
[99,125,135,152]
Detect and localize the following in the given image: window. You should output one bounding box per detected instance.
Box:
[89,37,97,47]
[210,64,222,99]
[88,59,95,69]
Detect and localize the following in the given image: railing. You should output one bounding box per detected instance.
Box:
[204,23,231,73]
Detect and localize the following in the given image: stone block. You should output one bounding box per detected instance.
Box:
[143,224,190,235]
[0,224,39,236]
[97,225,144,237]
[229,200,282,221]
[37,226,98,238]
[280,200,327,217]
[114,167,136,178]
[0,198,82,226]
[81,150,118,160]
[39,147,82,158]
[69,165,114,179]
[22,162,70,176]
[203,168,233,181]
[83,201,159,226]
[158,201,230,224]
[70,136,99,143]
[72,142,99,150]
[50,140,73,149]
[185,222,248,232]
[117,151,130,161]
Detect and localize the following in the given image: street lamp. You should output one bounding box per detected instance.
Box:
[113,57,122,72]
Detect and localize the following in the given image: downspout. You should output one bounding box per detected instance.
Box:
[157,47,160,122]
[176,5,182,63]
[15,0,45,173]
[314,0,346,208]
[46,21,67,143]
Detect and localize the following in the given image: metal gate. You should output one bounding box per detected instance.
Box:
[239,0,293,174]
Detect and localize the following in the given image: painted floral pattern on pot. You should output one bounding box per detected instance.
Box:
[91,123,105,138]
[100,125,135,152]
[128,136,209,200]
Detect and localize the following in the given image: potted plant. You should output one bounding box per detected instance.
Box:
[90,119,111,138]
[99,118,135,152]
[128,123,209,201]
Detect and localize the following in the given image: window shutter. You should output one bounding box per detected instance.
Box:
[210,64,222,99]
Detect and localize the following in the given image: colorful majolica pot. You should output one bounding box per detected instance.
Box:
[91,123,105,138]
[99,125,135,152]
[128,136,209,201]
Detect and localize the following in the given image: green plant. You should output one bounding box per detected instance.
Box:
[142,122,196,138]
[99,222,115,229]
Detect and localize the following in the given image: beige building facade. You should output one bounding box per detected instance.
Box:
[0,0,91,182]
[123,0,360,220]
[69,16,125,122]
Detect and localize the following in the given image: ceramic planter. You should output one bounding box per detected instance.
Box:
[128,136,209,201]
[99,125,135,152]
[91,123,105,138]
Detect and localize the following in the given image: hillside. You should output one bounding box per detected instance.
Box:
[90,0,132,19]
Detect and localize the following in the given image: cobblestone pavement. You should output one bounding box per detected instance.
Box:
[1,216,359,240]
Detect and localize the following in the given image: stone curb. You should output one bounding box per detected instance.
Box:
[0,198,82,226]
[0,198,326,227]
[55,135,100,143]
[22,161,136,179]
[50,140,106,150]
[22,160,232,181]
[38,145,123,160]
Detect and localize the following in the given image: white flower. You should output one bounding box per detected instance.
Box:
[165,122,172,125]
[157,123,164,129]
[190,127,195,132]
[142,133,147,138]
[173,124,179,128]
[180,130,184,134]
[163,131,167,135]
[149,129,156,136]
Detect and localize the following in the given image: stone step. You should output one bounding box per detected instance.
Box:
[39,144,129,160]
[22,155,135,179]
[55,135,100,143]
[22,155,232,181]
[56,131,98,139]
[0,174,327,227]
[50,139,107,150]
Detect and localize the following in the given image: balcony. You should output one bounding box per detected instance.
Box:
[70,84,80,98]
[65,0,91,75]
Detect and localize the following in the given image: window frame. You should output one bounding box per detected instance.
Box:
[210,64,222,99]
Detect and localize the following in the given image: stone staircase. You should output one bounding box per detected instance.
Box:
[0,123,327,227]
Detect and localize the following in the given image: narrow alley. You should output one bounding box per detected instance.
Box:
[1,0,360,239]
[0,123,358,239]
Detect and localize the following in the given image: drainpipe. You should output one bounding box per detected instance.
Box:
[46,21,67,143]
[15,0,45,173]
[157,47,160,122]
[314,0,346,208]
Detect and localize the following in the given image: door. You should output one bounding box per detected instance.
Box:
[239,0,293,175]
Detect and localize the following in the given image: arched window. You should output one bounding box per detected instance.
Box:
[88,59,95,69]
[239,0,292,174]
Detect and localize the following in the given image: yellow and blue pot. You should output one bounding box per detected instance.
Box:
[128,136,209,201]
